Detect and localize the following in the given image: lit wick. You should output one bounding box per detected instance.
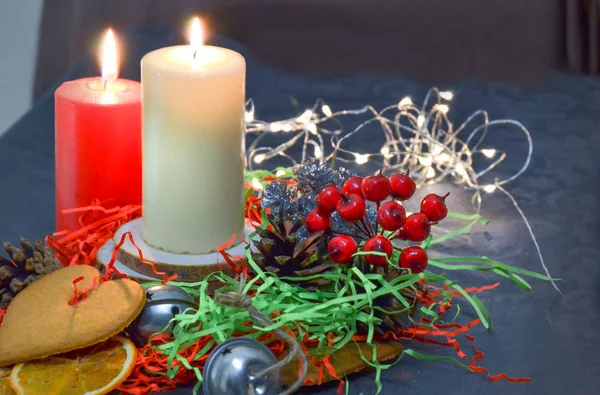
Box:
[190,17,203,67]
[101,29,118,91]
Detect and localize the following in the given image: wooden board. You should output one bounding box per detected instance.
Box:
[281,341,404,386]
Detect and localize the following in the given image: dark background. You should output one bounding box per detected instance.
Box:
[35,0,568,97]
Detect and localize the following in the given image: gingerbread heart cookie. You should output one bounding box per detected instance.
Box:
[0,265,145,367]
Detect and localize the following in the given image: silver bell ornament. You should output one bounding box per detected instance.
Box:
[203,337,282,395]
[128,284,198,347]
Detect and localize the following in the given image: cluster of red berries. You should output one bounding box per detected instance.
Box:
[305,172,449,274]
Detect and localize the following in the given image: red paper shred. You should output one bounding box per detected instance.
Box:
[245,195,263,227]
[464,333,532,383]
[0,306,6,326]
[69,276,86,305]
[123,232,178,283]
[216,234,249,275]
[46,202,142,267]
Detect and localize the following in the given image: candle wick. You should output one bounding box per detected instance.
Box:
[102,77,116,92]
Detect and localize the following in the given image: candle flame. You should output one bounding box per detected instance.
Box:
[190,17,203,57]
[101,29,118,83]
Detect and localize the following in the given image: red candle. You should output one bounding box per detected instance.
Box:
[55,29,141,231]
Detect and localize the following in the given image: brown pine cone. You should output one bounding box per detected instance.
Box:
[0,237,62,307]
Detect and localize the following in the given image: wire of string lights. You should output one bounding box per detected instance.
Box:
[245,88,561,294]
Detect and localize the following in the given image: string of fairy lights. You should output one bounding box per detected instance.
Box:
[244,88,560,294]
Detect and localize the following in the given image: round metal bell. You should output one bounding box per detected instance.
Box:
[203,337,282,395]
[128,284,198,346]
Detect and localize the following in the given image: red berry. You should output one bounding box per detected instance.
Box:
[377,201,406,231]
[328,235,359,263]
[361,173,391,202]
[399,246,428,274]
[342,176,363,196]
[336,194,367,222]
[390,173,416,201]
[420,193,449,222]
[305,209,331,233]
[316,185,342,214]
[363,236,393,266]
[401,213,431,242]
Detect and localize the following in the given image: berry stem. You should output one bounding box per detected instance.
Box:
[353,221,372,239]
[360,218,375,237]
[375,201,381,234]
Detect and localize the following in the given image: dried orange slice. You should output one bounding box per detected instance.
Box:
[9,336,136,395]
[0,367,15,395]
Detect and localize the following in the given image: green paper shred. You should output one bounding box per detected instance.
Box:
[451,284,492,329]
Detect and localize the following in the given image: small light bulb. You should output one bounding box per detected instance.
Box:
[298,110,313,124]
[251,178,263,190]
[380,146,390,155]
[417,115,425,128]
[433,104,449,114]
[275,169,286,177]
[244,111,254,122]
[307,123,318,135]
[282,124,293,132]
[254,154,265,164]
[456,162,467,176]
[425,167,436,178]
[481,149,496,158]
[483,184,497,193]
[418,156,433,166]
[355,153,369,165]
[398,97,413,109]
[314,145,323,158]
[438,153,451,163]
[321,104,333,117]
[439,91,454,101]
[431,144,444,155]
[270,122,281,132]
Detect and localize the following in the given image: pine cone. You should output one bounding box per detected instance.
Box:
[251,213,334,290]
[0,237,62,307]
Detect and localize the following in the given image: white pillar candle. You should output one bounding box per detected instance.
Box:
[141,18,246,254]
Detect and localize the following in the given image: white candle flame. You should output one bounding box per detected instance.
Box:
[101,29,118,83]
[190,17,203,65]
